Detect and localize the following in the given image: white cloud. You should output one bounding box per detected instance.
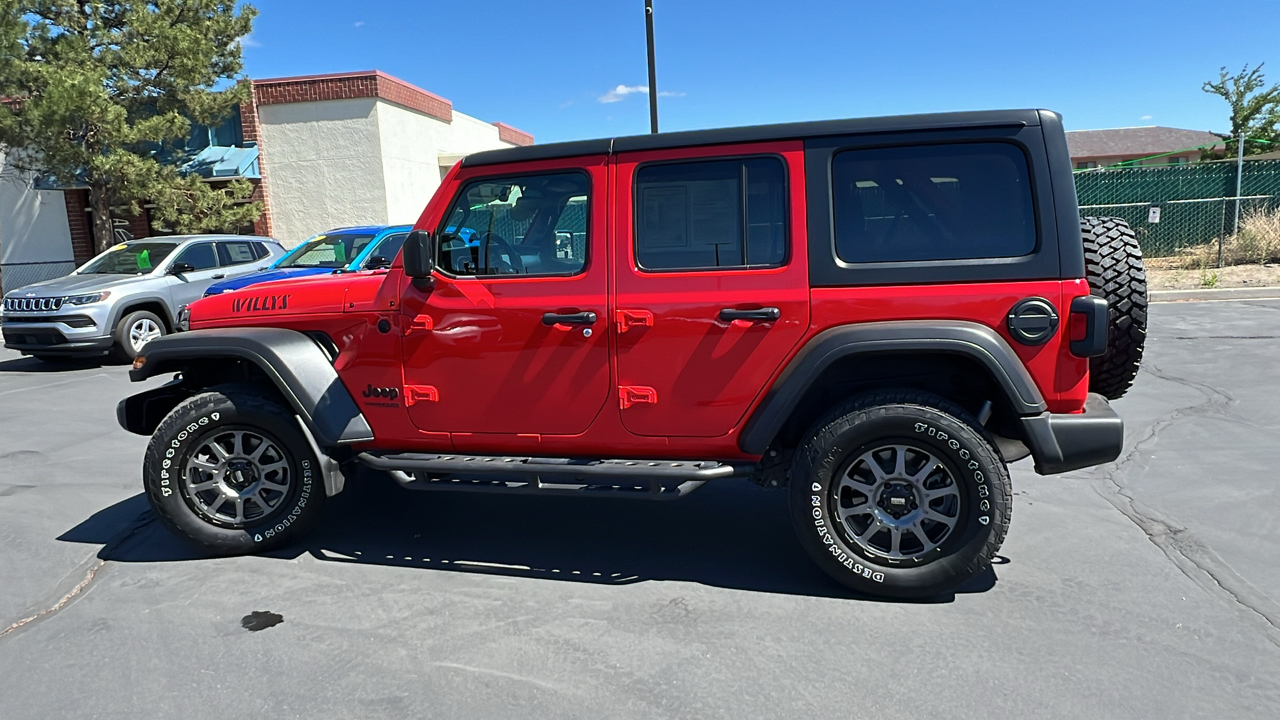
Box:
[354,21,365,27]
[1140,114,1153,120]
[238,34,261,48]
[599,84,648,103]
[598,85,685,103]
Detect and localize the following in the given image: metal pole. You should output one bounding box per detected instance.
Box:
[1225,131,1245,267]
[645,0,659,134]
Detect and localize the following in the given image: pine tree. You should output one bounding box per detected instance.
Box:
[0,1,260,253]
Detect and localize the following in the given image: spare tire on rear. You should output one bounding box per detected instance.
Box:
[1080,216,1147,400]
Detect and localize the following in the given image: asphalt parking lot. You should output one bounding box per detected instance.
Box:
[2,298,1279,719]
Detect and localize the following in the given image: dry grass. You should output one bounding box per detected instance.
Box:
[1147,207,1280,270]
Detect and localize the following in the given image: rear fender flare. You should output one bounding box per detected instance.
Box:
[738,320,1048,455]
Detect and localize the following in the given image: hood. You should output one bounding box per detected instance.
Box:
[203,267,334,296]
[5,271,152,298]
[189,273,349,324]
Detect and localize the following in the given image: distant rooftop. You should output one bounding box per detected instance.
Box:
[1066,126,1224,159]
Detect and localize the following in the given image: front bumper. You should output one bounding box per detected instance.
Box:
[2,305,114,355]
[1020,393,1124,475]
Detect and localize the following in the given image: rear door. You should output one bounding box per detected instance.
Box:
[400,157,611,441]
[612,142,810,437]
[217,239,272,277]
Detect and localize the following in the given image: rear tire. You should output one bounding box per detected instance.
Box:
[789,390,1011,600]
[113,309,166,362]
[1081,217,1147,399]
[143,388,326,555]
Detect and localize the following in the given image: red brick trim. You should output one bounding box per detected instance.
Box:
[63,190,94,263]
[492,122,534,147]
[238,84,274,237]
[250,70,453,123]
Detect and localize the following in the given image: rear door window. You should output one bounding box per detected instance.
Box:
[634,157,787,271]
[831,143,1036,263]
[218,240,260,266]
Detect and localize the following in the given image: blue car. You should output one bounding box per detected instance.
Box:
[203,225,411,297]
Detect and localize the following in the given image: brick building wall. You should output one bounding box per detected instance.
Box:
[63,190,94,263]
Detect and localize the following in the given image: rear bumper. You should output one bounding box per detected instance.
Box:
[1020,393,1124,475]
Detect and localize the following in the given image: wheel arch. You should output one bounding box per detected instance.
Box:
[118,327,374,448]
[739,321,1048,455]
[110,297,176,333]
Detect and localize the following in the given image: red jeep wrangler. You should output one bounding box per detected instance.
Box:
[119,110,1145,599]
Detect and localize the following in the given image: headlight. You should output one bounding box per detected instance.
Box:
[64,292,111,305]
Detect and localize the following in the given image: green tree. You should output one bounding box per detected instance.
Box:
[0,1,260,253]
[1202,64,1280,159]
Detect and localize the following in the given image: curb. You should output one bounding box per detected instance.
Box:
[1151,286,1280,303]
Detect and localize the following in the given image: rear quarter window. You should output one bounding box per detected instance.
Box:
[832,142,1036,264]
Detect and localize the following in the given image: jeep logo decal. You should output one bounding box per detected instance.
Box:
[363,384,400,401]
[231,294,291,313]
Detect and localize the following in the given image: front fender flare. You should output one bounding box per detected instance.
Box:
[122,327,374,447]
[738,320,1048,455]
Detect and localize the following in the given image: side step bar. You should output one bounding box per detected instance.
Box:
[357,452,752,500]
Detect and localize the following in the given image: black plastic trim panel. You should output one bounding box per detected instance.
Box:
[126,327,374,446]
[1020,393,1123,475]
[739,321,1048,455]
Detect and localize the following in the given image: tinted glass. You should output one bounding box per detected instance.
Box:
[831,143,1036,263]
[278,233,376,269]
[218,241,259,266]
[79,242,179,274]
[173,242,219,270]
[437,172,589,276]
[362,233,408,268]
[634,157,786,271]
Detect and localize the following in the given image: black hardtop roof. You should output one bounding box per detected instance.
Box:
[464,109,1051,168]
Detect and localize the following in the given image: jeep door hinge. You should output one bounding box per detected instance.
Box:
[615,309,654,333]
[405,385,439,406]
[619,386,657,409]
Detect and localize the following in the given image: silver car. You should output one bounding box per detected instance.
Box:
[1,235,285,362]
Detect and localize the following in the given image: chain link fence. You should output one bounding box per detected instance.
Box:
[1075,159,1280,267]
[0,260,78,295]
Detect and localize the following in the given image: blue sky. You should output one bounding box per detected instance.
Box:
[242,0,1276,144]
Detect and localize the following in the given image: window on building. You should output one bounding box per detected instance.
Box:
[831,142,1036,264]
[1076,161,1098,169]
[436,172,590,277]
[1168,156,1187,165]
[634,157,787,271]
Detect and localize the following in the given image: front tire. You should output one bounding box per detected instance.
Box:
[143,388,326,555]
[114,309,166,362]
[789,391,1011,599]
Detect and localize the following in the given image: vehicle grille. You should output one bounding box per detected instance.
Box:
[3,296,64,312]
[2,329,67,346]
[3,314,96,328]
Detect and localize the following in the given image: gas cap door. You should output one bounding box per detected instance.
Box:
[1007,297,1059,346]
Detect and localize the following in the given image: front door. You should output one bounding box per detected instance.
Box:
[400,159,611,441]
[164,241,224,311]
[612,142,810,437]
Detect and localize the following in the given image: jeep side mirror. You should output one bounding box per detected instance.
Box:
[169,262,196,275]
[402,230,435,279]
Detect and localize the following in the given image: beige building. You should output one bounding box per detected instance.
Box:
[0,70,532,291]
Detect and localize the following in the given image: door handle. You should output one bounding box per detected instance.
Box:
[542,311,597,326]
[718,307,781,323]
[212,274,226,280]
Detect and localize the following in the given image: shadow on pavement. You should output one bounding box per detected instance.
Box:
[0,355,112,373]
[60,468,998,603]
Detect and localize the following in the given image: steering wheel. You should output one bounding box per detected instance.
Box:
[475,231,524,275]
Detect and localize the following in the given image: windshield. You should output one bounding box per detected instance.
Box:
[79,242,180,275]
[276,233,375,269]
